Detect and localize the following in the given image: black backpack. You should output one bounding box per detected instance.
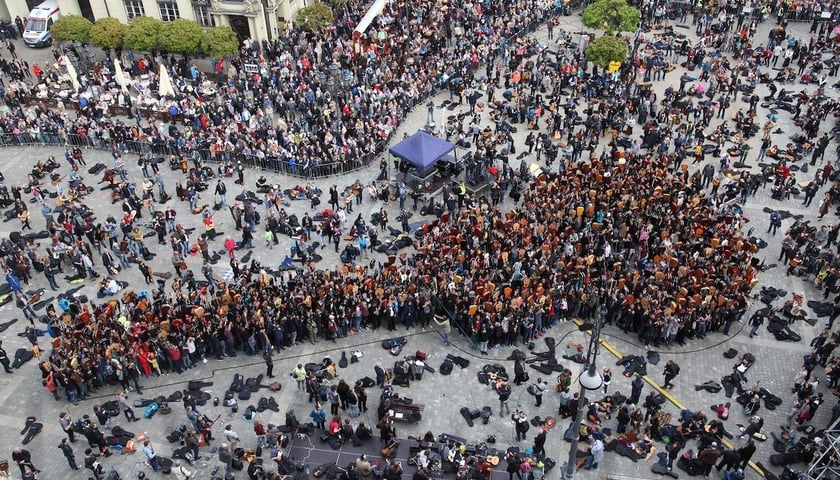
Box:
[440,359,454,375]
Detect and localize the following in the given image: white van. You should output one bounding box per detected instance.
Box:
[23,0,60,48]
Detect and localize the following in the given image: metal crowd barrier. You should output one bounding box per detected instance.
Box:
[0,131,381,180]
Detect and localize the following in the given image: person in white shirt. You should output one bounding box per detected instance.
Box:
[172,460,193,479]
[223,424,240,444]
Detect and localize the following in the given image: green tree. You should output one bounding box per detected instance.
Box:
[296,2,335,31]
[582,0,640,33]
[89,18,127,51]
[585,35,629,68]
[50,15,93,44]
[159,18,204,55]
[200,26,240,58]
[123,16,163,51]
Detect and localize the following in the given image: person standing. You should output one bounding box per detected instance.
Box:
[505,451,522,480]
[583,437,604,470]
[498,382,512,416]
[602,368,612,394]
[354,381,368,413]
[59,412,76,442]
[630,374,644,404]
[83,449,104,478]
[310,403,327,429]
[736,440,756,470]
[532,427,547,460]
[293,363,307,391]
[748,310,766,338]
[12,448,38,477]
[533,378,547,407]
[218,443,233,478]
[138,261,153,285]
[828,297,840,329]
[665,437,684,471]
[215,179,227,208]
[768,211,782,235]
[117,390,139,422]
[59,438,80,470]
[433,315,452,346]
[716,448,741,473]
[661,360,680,389]
[142,440,160,472]
[263,348,274,378]
[697,443,722,478]
[512,410,529,442]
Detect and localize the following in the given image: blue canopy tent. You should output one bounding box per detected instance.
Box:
[388,131,456,178]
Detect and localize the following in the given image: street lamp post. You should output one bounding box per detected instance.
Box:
[563,319,604,479]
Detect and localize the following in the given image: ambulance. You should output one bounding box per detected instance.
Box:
[23,0,60,48]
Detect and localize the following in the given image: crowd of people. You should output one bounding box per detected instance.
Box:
[0,0,564,179]
[0,0,838,475]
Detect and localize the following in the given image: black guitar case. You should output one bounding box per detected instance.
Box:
[652,463,679,478]
[481,406,492,425]
[245,374,263,392]
[460,407,474,427]
[12,348,33,369]
[771,432,789,453]
[230,374,244,393]
[338,352,348,368]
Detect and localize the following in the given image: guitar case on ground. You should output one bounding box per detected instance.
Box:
[460,407,474,427]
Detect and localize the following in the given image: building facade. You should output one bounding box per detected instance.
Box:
[2,0,301,43]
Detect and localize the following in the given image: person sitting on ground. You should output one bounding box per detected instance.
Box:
[100,277,121,296]
[355,422,373,440]
[631,433,657,461]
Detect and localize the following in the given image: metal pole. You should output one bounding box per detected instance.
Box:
[563,374,588,479]
[563,320,602,479]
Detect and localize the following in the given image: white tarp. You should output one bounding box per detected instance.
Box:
[354,0,387,34]
[63,55,80,91]
[114,58,128,93]
[158,63,176,98]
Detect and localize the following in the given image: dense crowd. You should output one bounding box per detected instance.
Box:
[2,0,838,419]
[0,0,839,476]
[0,0,560,179]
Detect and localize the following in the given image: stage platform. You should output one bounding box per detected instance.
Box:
[285,430,533,479]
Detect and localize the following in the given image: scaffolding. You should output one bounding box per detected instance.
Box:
[802,416,840,480]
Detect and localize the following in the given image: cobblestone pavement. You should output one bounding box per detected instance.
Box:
[0,11,836,480]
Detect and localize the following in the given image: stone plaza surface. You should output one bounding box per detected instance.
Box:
[0,11,836,480]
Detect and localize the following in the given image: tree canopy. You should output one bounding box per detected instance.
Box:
[585,35,629,68]
[200,26,240,59]
[296,3,335,31]
[159,18,204,54]
[89,18,127,50]
[50,15,93,44]
[582,0,641,33]
[123,16,163,51]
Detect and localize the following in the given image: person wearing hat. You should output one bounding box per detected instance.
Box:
[697,443,722,478]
